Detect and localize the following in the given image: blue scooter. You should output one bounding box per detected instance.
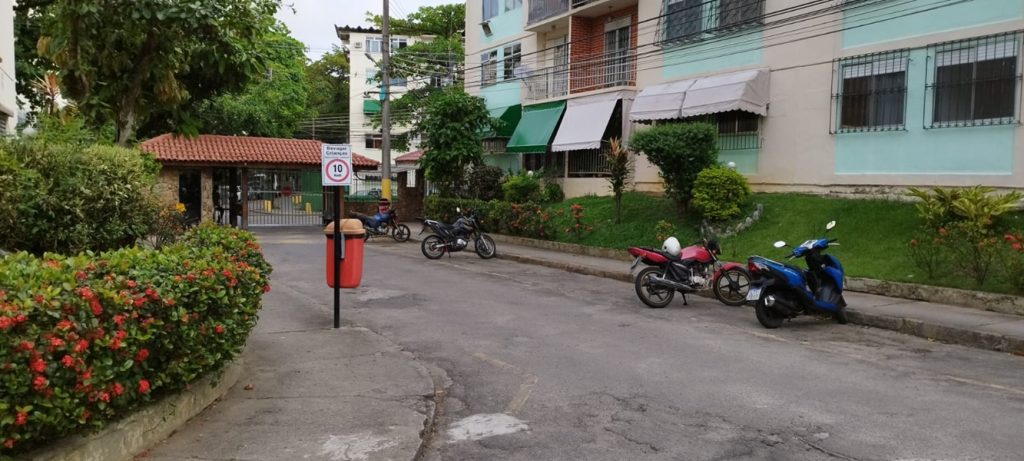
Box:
[744,221,847,328]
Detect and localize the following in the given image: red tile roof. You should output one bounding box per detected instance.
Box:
[394,150,424,164]
[140,134,380,168]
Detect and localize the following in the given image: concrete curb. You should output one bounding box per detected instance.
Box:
[24,359,244,461]
[846,277,1024,317]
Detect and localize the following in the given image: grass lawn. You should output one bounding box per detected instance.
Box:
[543,192,1024,295]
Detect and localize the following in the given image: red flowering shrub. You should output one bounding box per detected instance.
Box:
[0,224,271,456]
[563,203,592,241]
[1003,233,1024,293]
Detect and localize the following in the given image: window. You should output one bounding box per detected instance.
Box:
[663,0,704,42]
[931,35,1020,127]
[719,0,764,29]
[391,38,407,50]
[481,50,498,86]
[717,111,759,134]
[365,134,383,149]
[483,0,499,21]
[390,76,407,87]
[365,37,382,53]
[504,0,522,12]
[834,51,908,132]
[604,19,632,87]
[503,44,522,80]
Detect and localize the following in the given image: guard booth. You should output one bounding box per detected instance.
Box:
[139,134,380,228]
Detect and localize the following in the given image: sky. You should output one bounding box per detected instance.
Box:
[276,0,459,60]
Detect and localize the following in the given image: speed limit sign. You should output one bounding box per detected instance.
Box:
[322,144,353,186]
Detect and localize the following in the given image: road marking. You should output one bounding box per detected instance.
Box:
[472,352,540,417]
[942,375,1024,396]
[319,432,397,461]
[447,413,529,443]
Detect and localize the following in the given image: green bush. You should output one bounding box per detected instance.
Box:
[907,186,1022,232]
[692,166,752,222]
[502,171,542,203]
[0,140,159,255]
[541,182,564,204]
[628,122,718,212]
[467,165,505,201]
[0,225,271,455]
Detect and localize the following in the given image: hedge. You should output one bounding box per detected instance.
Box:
[0,224,271,456]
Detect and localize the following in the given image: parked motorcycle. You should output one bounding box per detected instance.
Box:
[349,209,411,242]
[745,221,847,328]
[418,208,497,259]
[628,238,751,308]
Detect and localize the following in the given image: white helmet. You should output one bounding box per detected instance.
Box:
[662,237,681,257]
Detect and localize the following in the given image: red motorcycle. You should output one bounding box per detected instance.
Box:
[628,239,751,308]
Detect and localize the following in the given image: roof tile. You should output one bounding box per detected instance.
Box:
[139,134,379,168]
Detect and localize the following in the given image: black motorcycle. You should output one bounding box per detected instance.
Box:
[349,209,411,242]
[418,207,497,259]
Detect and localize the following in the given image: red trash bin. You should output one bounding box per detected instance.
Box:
[324,219,366,288]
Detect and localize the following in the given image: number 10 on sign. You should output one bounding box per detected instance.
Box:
[322,144,353,186]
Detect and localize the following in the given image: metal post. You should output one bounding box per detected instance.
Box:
[333,186,344,329]
[240,167,249,230]
[381,0,392,201]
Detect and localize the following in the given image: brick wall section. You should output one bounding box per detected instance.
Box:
[568,6,638,94]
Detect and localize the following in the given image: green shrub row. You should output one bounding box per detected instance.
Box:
[0,224,272,455]
[0,140,159,255]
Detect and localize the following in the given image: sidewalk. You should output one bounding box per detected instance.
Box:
[406,226,1024,356]
[142,230,440,461]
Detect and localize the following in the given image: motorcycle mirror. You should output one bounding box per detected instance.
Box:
[456,207,461,213]
[773,241,787,249]
[826,221,836,231]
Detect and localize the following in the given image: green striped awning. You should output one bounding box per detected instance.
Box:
[506,101,565,153]
[488,104,522,138]
[363,100,381,114]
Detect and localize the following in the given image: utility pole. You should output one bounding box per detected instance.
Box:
[380,0,392,201]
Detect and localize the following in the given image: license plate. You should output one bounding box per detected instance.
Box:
[630,256,642,271]
[746,287,763,301]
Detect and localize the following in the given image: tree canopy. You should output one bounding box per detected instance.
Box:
[416,87,494,196]
[33,0,283,145]
[195,28,311,138]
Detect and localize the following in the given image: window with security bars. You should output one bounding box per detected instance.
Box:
[680,111,760,150]
[503,44,521,81]
[481,50,498,86]
[832,51,908,132]
[928,33,1021,127]
[523,151,564,176]
[661,0,764,43]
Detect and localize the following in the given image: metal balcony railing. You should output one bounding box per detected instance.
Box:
[524,49,636,102]
[528,0,569,25]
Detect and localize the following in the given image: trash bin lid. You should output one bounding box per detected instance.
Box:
[323,219,366,236]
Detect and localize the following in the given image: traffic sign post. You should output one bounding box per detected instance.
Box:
[322,144,352,329]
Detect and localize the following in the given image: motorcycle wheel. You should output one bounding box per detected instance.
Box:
[421,235,446,259]
[392,224,411,242]
[634,267,674,308]
[754,292,786,329]
[834,296,849,324]
[475,235,496,259]
[713,268,751,307]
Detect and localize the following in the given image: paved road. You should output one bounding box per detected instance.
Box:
[259,228,1024,461]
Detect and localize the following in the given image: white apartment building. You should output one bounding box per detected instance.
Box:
[335,25,430,165]
[0,0,17,134]
[466,0,1024,197]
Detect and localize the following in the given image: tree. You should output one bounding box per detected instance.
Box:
[296,47,351,142]
[416,88,494,196]
[605,138,634,223]
[35,0,282,145]
[195,28,311,138]
[366,4,465,150]
[629,123,719,212]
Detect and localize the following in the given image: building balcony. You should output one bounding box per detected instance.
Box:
[524,49,636,103]
[526,0,637,32]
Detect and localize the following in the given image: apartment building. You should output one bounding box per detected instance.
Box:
[336,26,430,164]
[0,0,16,135]
[466,0,1024,197]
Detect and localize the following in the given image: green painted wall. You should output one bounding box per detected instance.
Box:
[835,49,1015,175]
[481,81,521,112]
[663,32,763,79]
[719,149,758,175]
[842,0,1024,49]
[481,6,523,46]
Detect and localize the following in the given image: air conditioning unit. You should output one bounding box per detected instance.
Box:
[354,42,362,49]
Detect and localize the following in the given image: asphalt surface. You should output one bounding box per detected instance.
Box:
[259,228,1024,461]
